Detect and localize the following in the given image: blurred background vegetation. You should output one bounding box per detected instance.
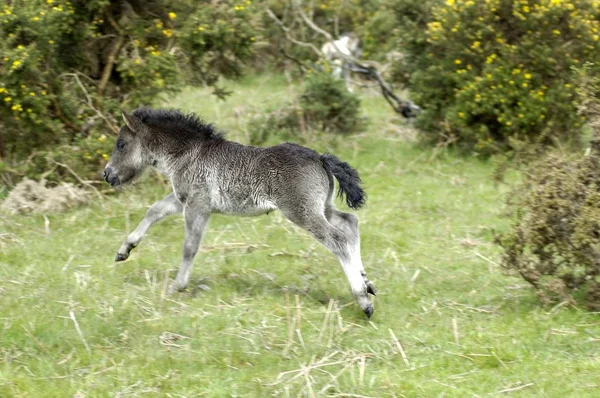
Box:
[3,0,600,183]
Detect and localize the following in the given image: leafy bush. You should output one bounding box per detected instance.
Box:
[496,67,600,310]
[247,72,366,145]
[395,0,600,153]
[299,72,366,133]
[0,0,260,185]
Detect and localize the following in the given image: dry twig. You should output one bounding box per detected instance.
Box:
[69,310,91,354]
[389,328,410,366]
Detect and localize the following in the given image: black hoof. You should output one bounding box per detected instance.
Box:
[115,252,129,262]
[364,304,374,319]
[366,281,377,296]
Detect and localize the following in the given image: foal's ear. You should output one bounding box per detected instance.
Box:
[121,111,142,133]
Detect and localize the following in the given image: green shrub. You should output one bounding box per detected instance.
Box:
[496,67,600,310]
[395,0,600,153]
[299,72,366,133]
[247,72,366,145]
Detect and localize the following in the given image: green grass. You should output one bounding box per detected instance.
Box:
[1,75,599,397]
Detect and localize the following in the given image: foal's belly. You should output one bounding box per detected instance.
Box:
[210,194,277,216]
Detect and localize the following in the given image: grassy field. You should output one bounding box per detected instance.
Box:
[1,76,599,397]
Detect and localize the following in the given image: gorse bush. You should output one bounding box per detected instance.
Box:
[247,72,366,145]
[496,66,600,310]
[396,0,600,153]
[0,0,260,185]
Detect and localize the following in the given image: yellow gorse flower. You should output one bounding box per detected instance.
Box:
[428,21,442,31]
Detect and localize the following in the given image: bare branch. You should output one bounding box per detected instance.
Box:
[280,49,309,72]
[265,7,322,58]
[52,161,104,202]
[61,73,119,134]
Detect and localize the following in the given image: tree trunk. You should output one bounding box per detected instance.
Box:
[0,123,6,160]
[97,35,125,96]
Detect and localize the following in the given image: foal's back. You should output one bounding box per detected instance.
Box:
[186,141,329,216]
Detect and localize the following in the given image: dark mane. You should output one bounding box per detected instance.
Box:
[132,106,224,141]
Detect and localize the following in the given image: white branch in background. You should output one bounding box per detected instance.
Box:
[268,0,421,118]
[292,0,381,70]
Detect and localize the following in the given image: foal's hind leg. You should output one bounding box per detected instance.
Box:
[326,208,377,296]
[281,208,374,317]
[115,193,182,261]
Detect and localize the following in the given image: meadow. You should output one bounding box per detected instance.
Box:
[1,76,598,397]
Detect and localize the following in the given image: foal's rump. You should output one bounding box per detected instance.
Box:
[265,143,330,203]
[265,143,366,212]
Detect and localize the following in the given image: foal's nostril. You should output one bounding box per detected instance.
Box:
[103,167,113,183]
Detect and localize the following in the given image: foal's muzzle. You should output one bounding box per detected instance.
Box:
[103,166,121,186]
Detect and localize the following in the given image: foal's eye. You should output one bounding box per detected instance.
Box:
[116,140,126,151]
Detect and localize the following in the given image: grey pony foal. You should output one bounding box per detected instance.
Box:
[103,107,376,317]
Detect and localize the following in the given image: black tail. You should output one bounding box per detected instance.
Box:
[321,154,366,210]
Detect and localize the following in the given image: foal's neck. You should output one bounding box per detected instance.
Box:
[147,138,216,179]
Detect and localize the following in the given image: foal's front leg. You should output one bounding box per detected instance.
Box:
[115,193,183,261]
[169,203,210,294]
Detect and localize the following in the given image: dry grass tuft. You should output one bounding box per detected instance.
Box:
[1,178,90,215]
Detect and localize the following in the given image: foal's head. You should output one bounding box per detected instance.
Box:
[103,107,223,186]
[103,111,149,187]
